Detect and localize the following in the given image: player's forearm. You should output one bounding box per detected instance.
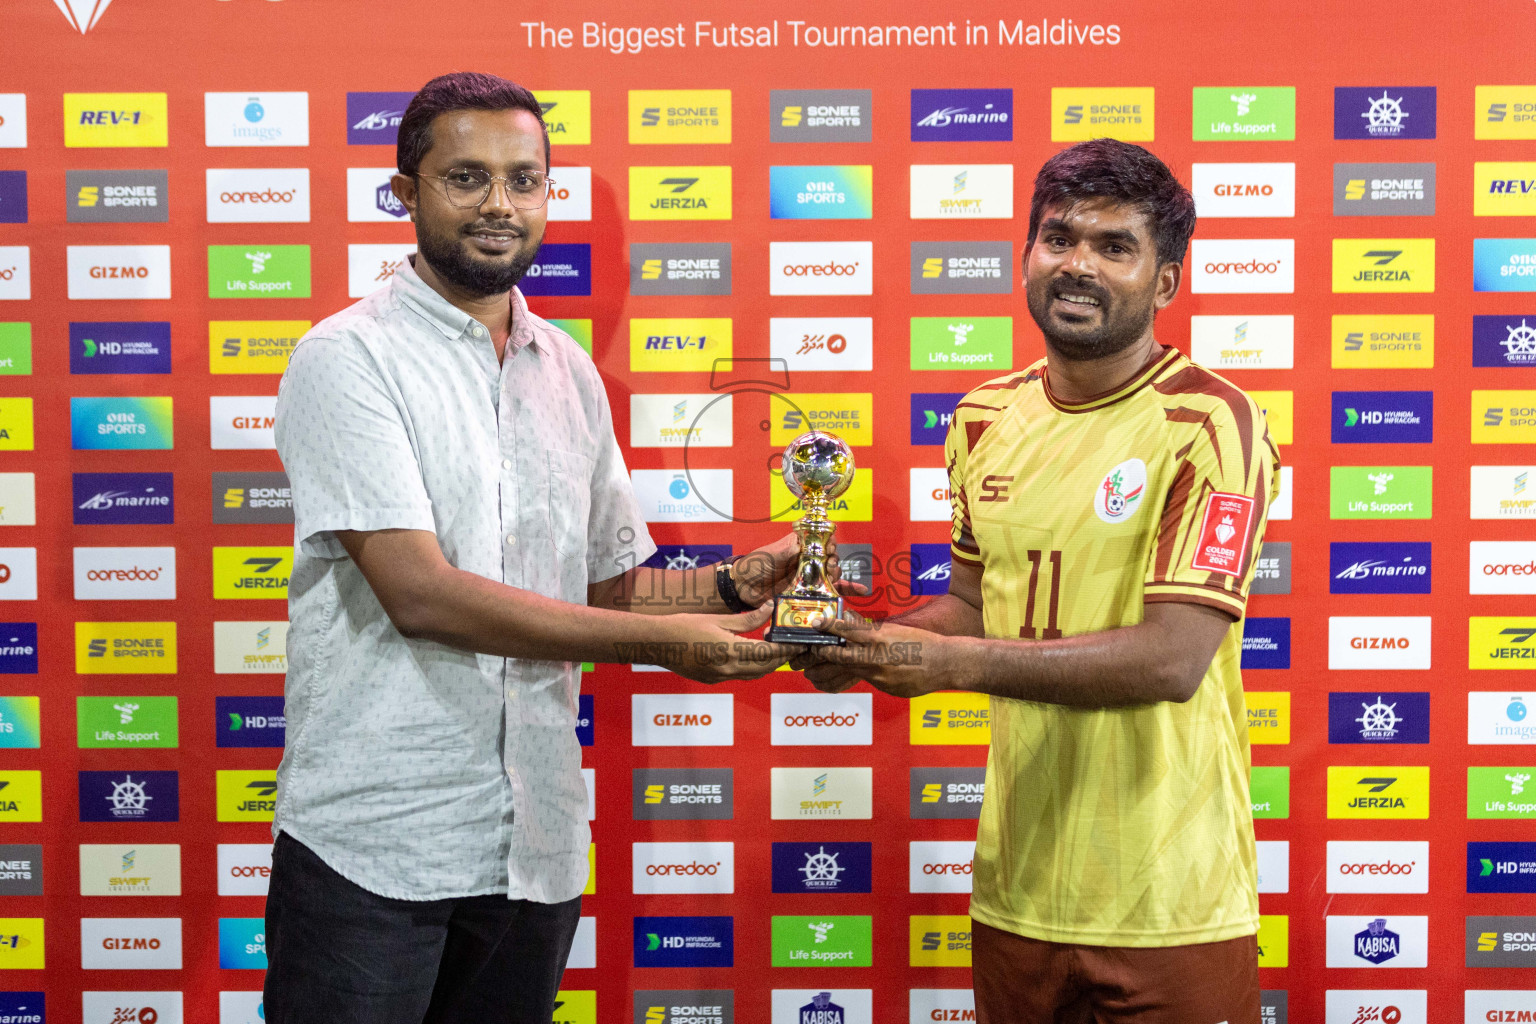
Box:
[601,566,729,615]
[887,594,984,637]
[942,620,1204,708]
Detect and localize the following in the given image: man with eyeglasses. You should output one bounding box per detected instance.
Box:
[267,72,800,1023]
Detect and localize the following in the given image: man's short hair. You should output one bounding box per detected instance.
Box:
[397,72,549,177]
[1026,139,1197,266]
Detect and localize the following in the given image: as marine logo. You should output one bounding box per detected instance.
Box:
[1094,458,1145,523]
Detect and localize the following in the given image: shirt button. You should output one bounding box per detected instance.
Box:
[501,459,512,470]
[472,325,484,337]
[506,534,517,546]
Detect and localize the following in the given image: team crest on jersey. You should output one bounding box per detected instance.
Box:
[1094,458,1146,523]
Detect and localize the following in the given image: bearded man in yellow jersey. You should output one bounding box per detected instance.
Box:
[798,139,1281,1024]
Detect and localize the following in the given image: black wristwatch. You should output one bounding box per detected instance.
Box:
[715,556,751,613]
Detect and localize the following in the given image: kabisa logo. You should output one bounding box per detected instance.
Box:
[344,167,407,222]
[771,241,873,296]
[771,842,872,894]
[533,90,592,145]
[1327,692,1430,744]
[1329,542,1431,595]
[216,696,285,749]
[1189,239,1294,294]
[66,169,168,224]
[909,242,1012,295]
[218,917,268,969]
[72,472,172,526]
[910,88,1013,141]
[629,90,731,144]
[1093,458,1146,523]
[1331,391,1433,443]
[1356,919,1402,964]
[1331,239,1436,294]
[632,842,734,894]
[204,91,310,147]
[630,243,732,297]
[770,990,873,1024]
[211,546,291,599]
[1241,617,1291,670]
[1334,87,1436,140]
[69,321,170,375]
[521,243,591,297]
[216,771,277,822]
[910,393,963,445]
[908,542,954,599]
[633,768,733,820]
[346,91,413,145]
[212,471,293,525]
[63,92,168,148]
[629,166,733,221]
[78,770,178,822]
[1475,238,1536,293]
[1474,315,1536,368]
[1332,162,1436,217]
[799,992,845,1024]
[1478,85,1536,140]
[1052,87,1154,141]
[771,89,871,143]
[632,916,734,968]
[910,766,986,819]
[769,165,873,220]
[0,623,37,675]
[70,397,173,451]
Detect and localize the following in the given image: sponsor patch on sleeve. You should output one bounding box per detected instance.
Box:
[1191,492,1256,576]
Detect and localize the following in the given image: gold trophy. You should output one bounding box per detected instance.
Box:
[764,430,855,646]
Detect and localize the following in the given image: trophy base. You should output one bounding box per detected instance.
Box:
[764,594,846,646]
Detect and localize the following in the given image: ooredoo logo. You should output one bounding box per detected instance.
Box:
[1189,239,1294,294]
[1471,542,1536,595]
[632,842,734,894]
[217,842,273,897]
[206,168,310,223]
[770,693,872,746]
[73,546,177,600]
[631,694,734,746]
[1326,841,1429,893]
[909,841,976,893]
[769,241,873,296]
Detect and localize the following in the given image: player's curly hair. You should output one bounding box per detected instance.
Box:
[397,72,549,177]
[1026,139,1196,266]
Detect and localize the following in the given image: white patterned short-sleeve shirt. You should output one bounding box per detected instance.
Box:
[273,256,654,902]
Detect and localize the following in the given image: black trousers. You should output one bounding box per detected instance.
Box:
[263,832,583,1024]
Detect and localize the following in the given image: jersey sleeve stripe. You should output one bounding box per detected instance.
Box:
[1163,406,1225,477]
[1153,459,1199,580]
[1144,586,1246,619]
[1153,365,1257,482]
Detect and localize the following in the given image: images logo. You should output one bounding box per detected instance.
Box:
[66,244,171,300]
[208,244,311,299]
[1052,87,1153,141]
[346,91,413,145]
[629,166,732,221]
[1189,239,1293,294]
[1191,86,1295,140]
[629,90,731,144]
[1475,238,1536,292]
[630,243,731,296]
[1326,767,1430,818]
[1327,692,1430,744]
[771,915,872,967]
[632,917,733,968]
[630,470,733,524]
[212,546,291,599]
[770,165,873,220]
[911,88,1012,141]
[910,241,1012,295]
[629,318,733,373]
[1191,163,1295,218]
[1477,86,1536,140]
[70,397,172,451]
[216,696,285,749]
[1334,87,1436,139]
[1330,465,1432,520]
[521,243,590,297]
[1332,238,1435,293]
[909,164,1013,219]
[1468,692,1536,744]
[78,770,179,822]
[532,90,591,145]
[204,91,309,147]
[76,695,177,749]
[1331,313,1434,369]
[1331,391,1432,443]
[66,169,167,224]
[69,321,170,375]
[64,92,167,147]
[771,89,871,143]
[771,241,873,296]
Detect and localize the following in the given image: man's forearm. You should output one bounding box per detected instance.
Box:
[886,593,985,637]
[606,565,730,615]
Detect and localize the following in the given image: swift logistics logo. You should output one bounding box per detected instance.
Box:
[1334,87,1436,139]
[1331,391,1432,443]
[66,169,168,223]
[70,397,172,450]
[910,241,1012,294]
[1331,239,1435,293]
[212,546,291,599]
[67,244,171,300]
[629,166,732,221]
[75,621,176,674]
[1476,162,1536,217]
[770,767,872,820]
[772,89,870,143]
[629,243,731,296]
[1471,466,1536,519]
[1476,238,1536,292]
[1191,86,1295,140]
[521,243,590,296]
[771,842,871,894]
[216,770,277,822]
[1190,163,1295,218]
[1052,87,1153,141]
[910,766,986,819]
[69,321,170,374]
[76,695,177,748]
[204,91,309,147]
[1328,616,1431,670]
[78,842,182,896]
[72,472,173,525]
[212,471,293,524]
[533,90,591,145]
[1329,542,1431,594]
[79,770,179,822]
[632,768,733,820]
[64,92,167,147]
[1330,466,1432,520]
[1473,389,1536,442]
[770,165,872,220]
[0,472,35,524]
[1468,842,1536,894]
[629,90,731,144]
[216,696,285,748]
[1241,617,1290,670]
[1327,692,1430,744]
[1478,85,1536,140]
[346,92,413,145]
[1333,162,1435,216]
[909,164,1013,219]
[1326,766,1430,818]
[1469,617,1536,669]
[910,394,964,445]
[1190,314,1294,369]
[770,915,872,967]
[1331,314,1434,368]
[1474,315,1536,368]
[1189,238,1293,294]
[632,917,733,968]
[910,88,1012,141]
[910,690,990,743]
[629,318,733,372]
[208,245,311,298]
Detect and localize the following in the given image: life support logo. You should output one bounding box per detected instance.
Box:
[1093,458,1146,524]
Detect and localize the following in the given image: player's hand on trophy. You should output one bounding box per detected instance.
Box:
[796,616,948,699]
[649,604,795,684]
[731,533,869,609]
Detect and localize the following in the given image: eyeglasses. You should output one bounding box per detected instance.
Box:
[421,168,556,210]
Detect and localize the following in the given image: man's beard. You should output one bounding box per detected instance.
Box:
[416,220,540,298]
[1026,276,1154,361]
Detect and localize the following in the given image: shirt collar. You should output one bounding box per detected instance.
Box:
[391,254,543,354]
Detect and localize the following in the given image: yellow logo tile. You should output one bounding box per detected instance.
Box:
[1326,765,1429,819]
[64,92,168,148]
[1052,88,1154,141]
[1331,314,1434,369]
[1469,616,1536,668]
[771,393,873,447]
[75,622,177,674]
[552,990,596,1024]
[534,90,591,146]
[1245,691,1290,745]
[1331,238,1435,293]
[1472,390,1536,444]
[910,692,991,745]
[216,769,278,822]
[770,470,873,523]
[628,90,731,144]
[1476,86,1536,140]
[583,844,595,895]
[209,320,308,374]
[1249,391,1293,445]
[1256,915,1287,968]
[629,318,732,372]
[1475,163,1536,216]
[0,918,44,969]
[628,166,732,221]
[0,398,34,451]
[212,546,292,600]
[909,915,972,966]
[0,771,41,823]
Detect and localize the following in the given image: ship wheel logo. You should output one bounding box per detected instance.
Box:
[1502,319,1536,363]
[798,846,845,887]
[107,774,152,817]
[1355,696,1401,739]
[1361,91,1409,136]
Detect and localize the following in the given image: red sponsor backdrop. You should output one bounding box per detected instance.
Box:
[2,1,1535,1021]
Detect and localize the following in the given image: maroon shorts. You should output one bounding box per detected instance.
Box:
[972,918,1261,1024]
